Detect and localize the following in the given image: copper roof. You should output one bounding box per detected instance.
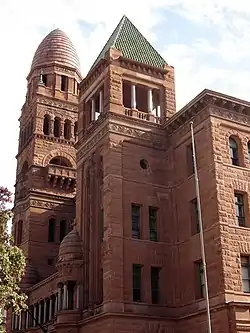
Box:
[89,15,166,72]
[31,29,80,71]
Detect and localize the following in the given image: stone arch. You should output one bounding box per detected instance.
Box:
[42,150,76,168]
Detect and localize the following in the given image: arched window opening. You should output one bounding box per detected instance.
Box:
[48,218,55,242]
[16,220,23,246]
[74,121,78,141]
[43,115,50,135]
[229,137,239,166]
[54,117,61,137]
[64,120,71,140]
[49,157,72,168]
[60,220,67,242]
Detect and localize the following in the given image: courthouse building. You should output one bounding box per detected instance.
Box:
[7,15,250,333]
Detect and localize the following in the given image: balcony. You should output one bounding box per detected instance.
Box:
[46,165,76,190]
[124,108,161,124]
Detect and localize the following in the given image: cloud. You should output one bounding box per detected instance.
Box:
[1,0,250,192]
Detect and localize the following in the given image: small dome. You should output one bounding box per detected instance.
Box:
[58,229,83,262]
[31,29,80,72]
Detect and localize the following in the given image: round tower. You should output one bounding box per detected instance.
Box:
[13,28,82,287]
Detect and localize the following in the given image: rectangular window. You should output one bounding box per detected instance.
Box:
[48,218,55,242]
[187,143,195,175]
[60,220,67,242]
[195,261,205,299]
[190,198,200,234]
[235,193,245,226]
[241,256,250,292]
[132,264,142,302]
[151,267,161,304]
[132,204,141,239]
[61,75,68,92]
[149,206,158,241]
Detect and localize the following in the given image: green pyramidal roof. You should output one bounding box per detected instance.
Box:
[89,15,167,72]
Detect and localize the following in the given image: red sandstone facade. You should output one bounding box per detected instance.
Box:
[7,15,250,333]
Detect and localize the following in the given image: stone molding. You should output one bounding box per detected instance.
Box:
[37,96,78,112]
[119,57,167,80]
[166,91,250,136]
[77,118,165,161]
[14,198,74,213]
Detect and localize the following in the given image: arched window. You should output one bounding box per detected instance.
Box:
[54,117,61,137]
[74,121,78,141]
[16,220,23,246]
[43,115,50,135]
[60,220,67,242]
[48,218,55,242]
[64,120,71,140]
[229,137,239,165]
[49,157,72,168]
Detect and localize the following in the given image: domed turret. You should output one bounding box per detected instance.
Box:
[31,29,80,72]
[58,229,83,263]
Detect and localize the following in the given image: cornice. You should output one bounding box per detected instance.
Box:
[119,56,167,80]
[165,89,250,135]
[36,95,78,112]
[76,112,166,161]
[80,59,107,92]
[34,133,76,146]
[13,193,75,214]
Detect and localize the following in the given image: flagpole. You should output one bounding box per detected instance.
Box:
[190,121,212,333]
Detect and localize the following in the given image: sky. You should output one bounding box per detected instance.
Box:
[0,0,250,194]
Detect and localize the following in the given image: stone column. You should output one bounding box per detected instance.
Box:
[26,311,29,329]
[14,314,18,330]
[91,98,95,121]
[49,298,53,321]
[70,123,75,140]
[76,284,81,309]
[33,306,37,327]
[131,84,136,109]
[38,302,42,324]
[147,88,153,113]
[58,286,62,311]
[11,313,15,331]
[156,105,161,117]
[43,300,47,323]
[55,295,58,314]
[18,312,22,330]
[49,116,54,136]
[99,90,103,113]
[63,283,68,310]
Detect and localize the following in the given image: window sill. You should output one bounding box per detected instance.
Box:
[234,225,250,231]
[223,163,249,171]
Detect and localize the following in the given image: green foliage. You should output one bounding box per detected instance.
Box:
[0,187,27,332]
